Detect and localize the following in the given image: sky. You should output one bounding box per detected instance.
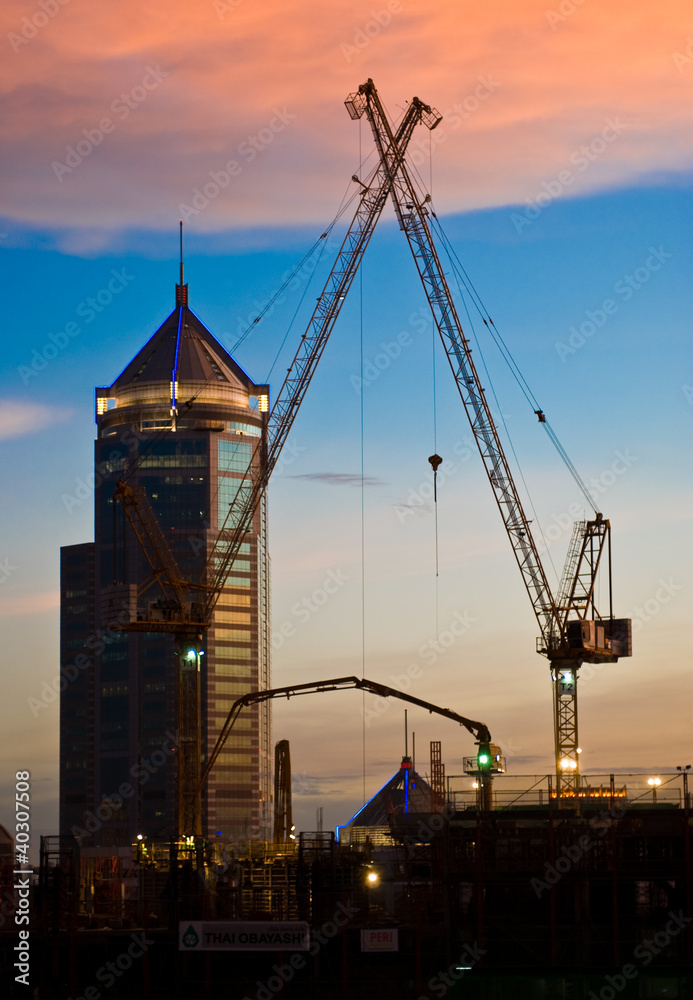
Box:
[1,0,692,846]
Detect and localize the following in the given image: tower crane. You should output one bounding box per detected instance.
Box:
[346,79,632,802]
[109,87,443,837]
[110,78,631,830]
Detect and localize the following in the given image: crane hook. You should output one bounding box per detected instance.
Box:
[428,454,442,502]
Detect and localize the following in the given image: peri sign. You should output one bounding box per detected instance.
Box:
[361,928,399,952]
[180,921,310,951]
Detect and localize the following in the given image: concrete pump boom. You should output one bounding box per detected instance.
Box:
[195,675,492,804]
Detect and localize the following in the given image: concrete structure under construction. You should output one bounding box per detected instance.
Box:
[26,769,693,998]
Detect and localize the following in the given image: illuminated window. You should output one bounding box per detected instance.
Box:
[215,663,251,677]
[216,610,251,624]
[218,595,251,607]
[139,454,207,469]
[215,649,252,662]
[214,680,254,693]
[214,628,251,641]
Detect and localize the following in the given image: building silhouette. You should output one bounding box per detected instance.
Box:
[59,278,271,847]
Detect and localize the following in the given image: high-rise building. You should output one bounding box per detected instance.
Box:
[59,278,272,847]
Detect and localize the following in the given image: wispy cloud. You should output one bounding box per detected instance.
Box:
[291,473,384,487]
[0,400,71,441]
[1,0,692,245]
[0,591,59,617]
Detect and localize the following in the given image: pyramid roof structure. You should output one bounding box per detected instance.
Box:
[338,757,435,841]
[104,288,255,396]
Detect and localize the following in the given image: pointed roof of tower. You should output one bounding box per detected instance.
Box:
[105,299,254,395]
[339,757,434,831]
[97,242,268,417]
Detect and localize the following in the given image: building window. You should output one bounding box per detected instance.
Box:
[215,541,251,556]
[101,685,129,697]
[218,440,252,474]
[214,680,254,693]
[214,628,251,640]
[215,610,251,624]
[214,558,251,573]
[215,662,252,676]
[65,639,89,650]
[228,422,261,437]
[218,595,251,607]
[218,477,252,530]
[215,648,252,662]
[102,649,127,663]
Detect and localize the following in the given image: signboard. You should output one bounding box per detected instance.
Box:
[179,921,310,951]
[360,928,399,952]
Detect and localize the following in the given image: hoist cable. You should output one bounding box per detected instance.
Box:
[445,249,560,584]
[263,234,333,385]
[432,312,440,637]
[430,214,597,515]
[359,116,367,805]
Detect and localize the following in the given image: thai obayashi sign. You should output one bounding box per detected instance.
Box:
[179,921,310,951]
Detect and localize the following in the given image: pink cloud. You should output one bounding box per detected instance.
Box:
[0,399,71,440]
[1,0,691,242]
[0,590,59,617]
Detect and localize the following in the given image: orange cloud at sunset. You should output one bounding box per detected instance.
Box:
[1,0,692,245]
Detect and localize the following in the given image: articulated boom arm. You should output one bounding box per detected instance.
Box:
[202,88,442,615]
[196,674,491,803]
[360,97,562,648]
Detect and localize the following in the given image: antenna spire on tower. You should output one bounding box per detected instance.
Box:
[176,219,189,306]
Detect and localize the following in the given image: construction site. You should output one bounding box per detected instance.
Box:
[2,80,691,998]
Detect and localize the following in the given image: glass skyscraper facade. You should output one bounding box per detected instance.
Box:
[59,283,272,847]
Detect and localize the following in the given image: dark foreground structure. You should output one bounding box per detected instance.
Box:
[3,773,693,999]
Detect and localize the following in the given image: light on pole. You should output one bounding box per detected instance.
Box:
[647,777,661,804]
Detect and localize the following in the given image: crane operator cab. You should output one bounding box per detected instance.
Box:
[565,618,632,660]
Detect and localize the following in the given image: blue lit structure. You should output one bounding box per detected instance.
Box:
[337,756,434,845]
